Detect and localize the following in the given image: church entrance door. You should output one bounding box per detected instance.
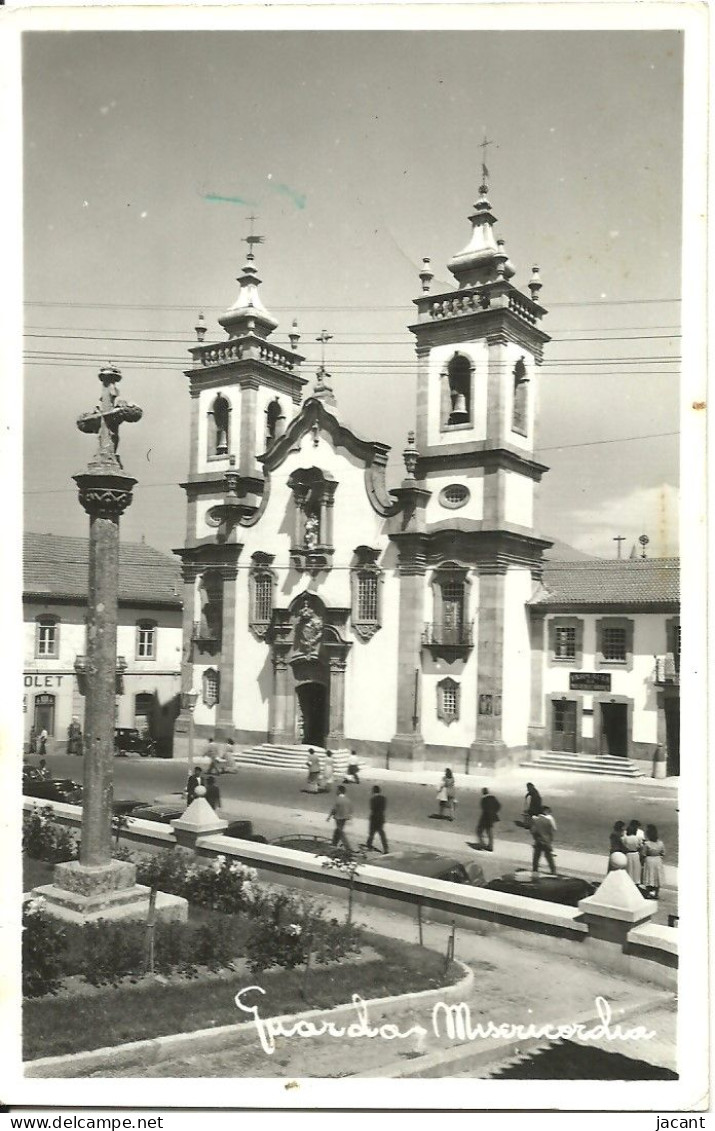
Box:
[296,682,328,748]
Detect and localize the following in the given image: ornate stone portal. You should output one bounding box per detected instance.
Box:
[268,592,350,748]
[33,366,187,924]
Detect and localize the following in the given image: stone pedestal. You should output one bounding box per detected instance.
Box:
[388,732,425,766]
[578,869,657,955]
[33,860,187,924]
[468,739,510,771]
[171,795,228,849]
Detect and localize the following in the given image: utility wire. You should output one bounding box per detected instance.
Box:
[24,297,683,312]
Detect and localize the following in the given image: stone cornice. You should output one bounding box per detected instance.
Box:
[172,543,243,569]
[184,356,308,397]
[529,600,681,615]
[408,306,550,361]
[389,525,552,570]
[417,443,549,480]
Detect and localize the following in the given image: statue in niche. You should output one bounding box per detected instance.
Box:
[304,509,320,548]
[295,602,323,658]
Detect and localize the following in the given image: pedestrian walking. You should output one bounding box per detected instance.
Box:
[319,749,335,792]
[641,824,666,897]
[521,782,542,829]
[205,735,222,773]
[622,819,644,884]
[531,807,557,875]
[607,820,627,872]
[437,768,456,820]
[223,737,237,773]
[186,767,204,805]
[476,787,501,850]
[28,726,37,756]
[305,748,321,793]
[343,751,361,784]
[38,728,49,757]
[327,785,353,852]
[366,785,389,853]
[205,774,221,812]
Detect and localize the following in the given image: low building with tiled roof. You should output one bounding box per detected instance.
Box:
[23,534,182,756]
[527,558,680,777]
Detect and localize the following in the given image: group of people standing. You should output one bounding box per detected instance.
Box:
[186,766,222,811]
[608,818,666,896]
[305,749,360,794]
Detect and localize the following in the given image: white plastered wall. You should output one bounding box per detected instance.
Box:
[424,469,485,524]
[503,471,534,529]
[501,566,533,747]
[421,571,480,749]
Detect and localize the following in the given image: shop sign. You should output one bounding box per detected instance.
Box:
[569,672,611,692]
[24,674,64,688]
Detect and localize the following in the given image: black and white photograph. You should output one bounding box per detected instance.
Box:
[2,2,709,1116]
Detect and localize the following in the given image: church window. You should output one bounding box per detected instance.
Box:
[207,393,231,458]
[202,667,220,708]
[36,616,59,658]
[425,564,472,650]
[351,547,383,639]
[194,571,223,649]
[265,397,285,446]
[136,620,157,660]
[442,353,472,427]
[512,357,529,436]
[249,553,276,637]
[439,483,470,510]
[437,678,460,724]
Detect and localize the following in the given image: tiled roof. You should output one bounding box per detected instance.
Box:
[530,558,680,608]
[24,533,182,608]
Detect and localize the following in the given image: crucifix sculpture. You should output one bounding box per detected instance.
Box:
[76,364,142,471]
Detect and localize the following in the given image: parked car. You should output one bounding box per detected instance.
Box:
[131,802,184,824]
[22,766,45,786]
[111,798,148,818]
[114,728,156,758]
[23,776,83,805]
[370,851,485,887]
[483,869,598,908]
[223,819,268,844]
[270,838,485,887]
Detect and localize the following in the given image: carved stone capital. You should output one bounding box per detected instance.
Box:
[74,471,137,520]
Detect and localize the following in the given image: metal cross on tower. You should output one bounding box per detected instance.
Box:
[480,132,494,188]
[243,213,265,256]
[613,535,626,559]
[316,329,333,368]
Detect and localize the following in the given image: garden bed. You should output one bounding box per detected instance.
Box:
[24,936,459,1061]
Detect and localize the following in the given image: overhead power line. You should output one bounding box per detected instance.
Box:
[24,297,683,312]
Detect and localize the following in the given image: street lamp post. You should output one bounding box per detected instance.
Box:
[185,688,199,774]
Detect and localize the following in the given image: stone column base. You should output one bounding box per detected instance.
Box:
[468,740,512,772]
[388,733,425,766]
[31,882,188,925]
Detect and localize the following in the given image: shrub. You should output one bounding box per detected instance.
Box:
[23,806,78,863]
[82,920,146,986]
[134,849,259,914]
[134,847,195,896]
[244,890,361,976]
[22,897,68,997]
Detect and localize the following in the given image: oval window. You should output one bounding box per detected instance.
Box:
[439,484,470,509]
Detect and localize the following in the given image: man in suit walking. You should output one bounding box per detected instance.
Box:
[366,785,389,853]
[476,787,501,851]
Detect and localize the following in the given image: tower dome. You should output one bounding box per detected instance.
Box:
[446,177,516,288]
[218,250,279,340]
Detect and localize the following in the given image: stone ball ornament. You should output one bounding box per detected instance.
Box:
[609,851,628,871]
[194,784,207,798]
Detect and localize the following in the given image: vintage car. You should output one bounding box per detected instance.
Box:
[483,869,598,907]
[131,802,185,824]
[270,837,485,886]
[114,728,156,758]
[23,775,83,805]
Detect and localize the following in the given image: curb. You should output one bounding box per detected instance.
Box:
[356,989,676,1078]
[24,960,474,1078]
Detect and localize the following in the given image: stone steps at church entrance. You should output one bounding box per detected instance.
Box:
[234,744,355,775]
[521,752,645,778]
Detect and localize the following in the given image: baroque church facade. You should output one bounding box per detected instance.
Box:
[174,175,555,771]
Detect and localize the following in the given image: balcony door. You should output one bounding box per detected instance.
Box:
[442,581,465,645]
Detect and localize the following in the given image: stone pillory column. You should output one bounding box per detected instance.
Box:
[73,366,142,869]
[33,366,187,923]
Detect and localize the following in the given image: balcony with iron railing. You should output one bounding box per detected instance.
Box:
[422,622,473,653]
[654,653,680,687]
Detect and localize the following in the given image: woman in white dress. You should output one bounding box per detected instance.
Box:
[319,750,335,793]
[641,824,666,897]
[622,819,644,884]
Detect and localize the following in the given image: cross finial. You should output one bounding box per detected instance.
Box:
[316,330,333,368]
[76,365,143,470]
[243,213,265,258]
[480,131,494,191]
[613,535,626,559]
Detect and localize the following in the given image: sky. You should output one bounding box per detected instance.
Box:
[21,28,683,559]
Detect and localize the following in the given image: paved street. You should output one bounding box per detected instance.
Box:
[39,751,679,864]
